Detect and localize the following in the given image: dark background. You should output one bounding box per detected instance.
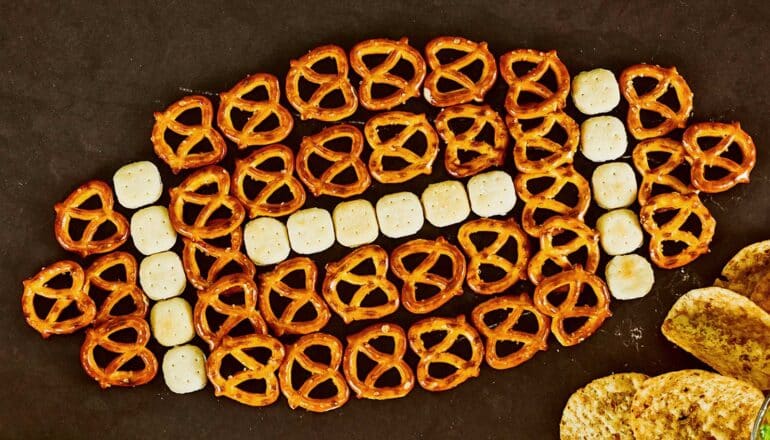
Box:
[2,1,769,438]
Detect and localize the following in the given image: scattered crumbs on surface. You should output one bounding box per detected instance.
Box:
[177,86,217,97]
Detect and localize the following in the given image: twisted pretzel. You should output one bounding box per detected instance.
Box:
[507,111,579,173]
[682,122,757,193]
[85,252,148,325]
[533,267,612,347]
[349,37,427,110]
[279,332,350,412]
[434,104,508,178]
[54,180,129,257]
[365,111,439,184]
[322,245,399,323]
[182,227,255,290]
[423,36,497,107]
[499,49,570,118]
[407,315,484,391]
[619,64,693,140]
[528,216,600,285]
[151,95,227,173]
[632,137,696,205]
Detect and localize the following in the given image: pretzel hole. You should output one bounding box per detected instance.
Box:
[318,89,347,110]
[517,116,545,132]
[243,346,275,365]
[105,293,140,317]
[350,258,377,276]
[563,316,590,335]
[204,308,229,333]
[554,183,580,207]
[79,194,104,210]
[681,213,703,237]
[513,311,542,333]
[298,76,321,102]
[294,302,320,323]
[360,289,390,308]
[525,175,556,195]
[393,58,417,80]
[121,355,149,372]
[544,287,569,307]
[540,259,564,279]
[242,85,270,102]
[428,362,459,379]
[189,138,219,156]
[448,337,473,361]
[704,165,732,181]
[368,335,396,354]
[639,109,666,130]
[290,362,313,390]
[66,218,89,241]
[307,153,335,176]
[662,240,690,257]
[479,264,507,283]
[374,367,404,388]
[631,76,659,96]
[642,151,674,170]
[228,108,254,132]
[236,379,267,394]
[176,107,203,126]
[516,91,548,107]
[375,123,408,142]
[532,208,562,227]
[472,123,497,147]
[419,330,449,350]
[542,121,568,144]
[163,129,187,149]
[414,283,441,301]
[657,86,682,112]
[309,379,341,399]
[652,209,679,227]
[32,295,58,319]
[190,250,217,279]
[481,308,511,328]
[93,221,119,241]
[567,247,591,269]
[304,343,332,365]
[456,148,482,164]
[495,340,525,357]
[361,53,389,69]
[400,252,429,272]
[524,146,556,162]
[312,57,340,75]
[670,162,693,186]
[219,354,246,378]
[510,61,538,77]
[371,82,401,99]
[436,48,468,64]
[250,113,281,133]
[382,156,413,171]
[538,68,559,94]
[229,319,261,338]
[436,77,465,93]
[44,272,76,289]
[576,285,598,307]
[282,268,310,290]
[92,345,120,369]
[63,301,87,322]
[458,59,485,83]
[86,284,111,309]
[402,132,429,157]
[241,176,268,200]
[95,264,129,284]
[109,327,139,343]
[209,205,238,222]
[334,280,359,304]
[267,291,292,317]
[428,254,455,278]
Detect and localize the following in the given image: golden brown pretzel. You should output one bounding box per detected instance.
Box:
[423,36,497,107]
[54,180,129,257]
[507,111,579,173]
[499,49,570,118]
[527,216,600,285]
[151,95,227,173]
[407,315,484,391]
[349,37,427,110]
[85,252,148,325]
[682,122,756,193]
[632,137,696,205]
[434,104,508,178]
[181,227,255,291]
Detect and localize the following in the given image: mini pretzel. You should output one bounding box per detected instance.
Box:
[151,95,227,173]
[470,294,550,369]
[182,227,256,291]
[434,104,508,178]
[507,111,579,173]
[342,323,414,400]
[54,180,129,257]
[21,260,95,338]
[279,332,350,412]
[533,267,612,347]
[528,216,600,285]
[682,122,757,193]
[632,137,696,205]
[390,237,466,314]
[365,111,439,184]
[499,49,570,118]
[285,45,358,121]
[322,245,399,323]
[85,252,148,325]
[407,315,484,391]
[207,334,284,407]
[80,316,158,388]
[619,64,694,140]
[423,36,497,107]
[457,218,530,295]
[296,124,371,198]
[349,37,427,110]
[639,192,716,269]
[231,144,306,218]
[258,257,330,336]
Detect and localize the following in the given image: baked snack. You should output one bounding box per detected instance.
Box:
[596,209,644,256]
[434,104,507,178]
[365,111,439,184]
[591,162,637,209]
[466,170,517,218]
[181,228,255,290]
[423,36,496,107]
[343,323,414,399]
[162,344,208,394]
[528,216,600,285]
[139,251,186,300]
[243,217,291,266]
[570,68,620,115]
[84,252,148,324]
[331,199,379,248]
[150,297,195,347]
[500,49,569,118]
[508,111,579,173]
[112,161,163,209]
[375,191,424,238]
[605,254,655,300]
[632,137,695,206]
[286,207,335,255]
[130,206,177,256]
[682,121,756,193]
[420,180,471,228]
[580,116,627,162]
[715,240,770,311]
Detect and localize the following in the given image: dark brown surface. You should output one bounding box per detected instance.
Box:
[2,1,769,438]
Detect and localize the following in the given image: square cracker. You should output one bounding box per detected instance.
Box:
[286,208,335,255]
[571,68,620,115]
[139,251,186,300]
[421,181,470,227]
[113,161,163,209]
[375,191,424,239]
[130,205,177,256]
[244,217,291,266]
[162,344,207,394]
[150,297,195,347]
[467,170,516,218]
[332,199,378,248]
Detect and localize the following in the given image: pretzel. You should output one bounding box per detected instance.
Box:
[279,332,350,412]
[470,294,550,369]
[407,315,484,391]
[499,49,570,118]
[507,111,579,173]
[217,73,294,148]
[423,36,497,107]
[54,180,129,257]
[528,216,600,285]
[390,237,466,314]
[342,323,414,400]
[532,267,612,346]
[151,95,227,173]
[619,64,694,139]
[457,218,530,295]
[514,165,591,237]
[168,166,246,241]
[632,137,696,205]
[80,316,158,388]
[285,44,357,121]
[365,111,439,184]
[349,37,427,110]
[434,104,507,178]
[258,257,330,336]
[682,122,756,193]
[231,144,306,218]
[639,192,716,269]
[85,252,148,325]
[207,334,284,407]
[322,245,399,323]
[181,228,256,290]
[21,260,96,338]
[296,124,371,198]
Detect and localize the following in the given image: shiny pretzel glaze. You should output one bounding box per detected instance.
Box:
[500,49,570,118]
[181,228,255,290]
[85,252,148,325]
[507,111,579,173]
[435,104,508,178]
[528,216,600,285]
[632,137,696,205]
[423,36,497,107]
[682,122,756,193]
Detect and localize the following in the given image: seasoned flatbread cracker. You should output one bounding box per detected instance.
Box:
[715,240,770,312]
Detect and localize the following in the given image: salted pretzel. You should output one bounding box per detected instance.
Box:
[407,315,484,391]
[349,38,427,110]
[342,323,414,400]
[322,245,399,323]
[639,192,716,269]
[258,257,330,336]
[151,95,227,173]
[182,228,256,291]
[365,111,440,184]
[470,294,550,369]
[457,218,530,295]
[499,49,570,118]
[231,144,306,218]
[54,180,129,257]
[279,332,350,412]
[296,124,371,198]
[390,237,466,314]
[514,165,591,237]
[528,216,600,285]
[168,166,246,241]
[285,44,358,121]
[423,36,497,107]
[619,64,694,140]
[80,316,158,388]
[21,260,96,338]
[533,267,612,347]
[434,104,508,178]
[632,137,696,205]
[507,111,579,173]
[85,252,148,325]
[682,122,756,193]
[217,73,294,148]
